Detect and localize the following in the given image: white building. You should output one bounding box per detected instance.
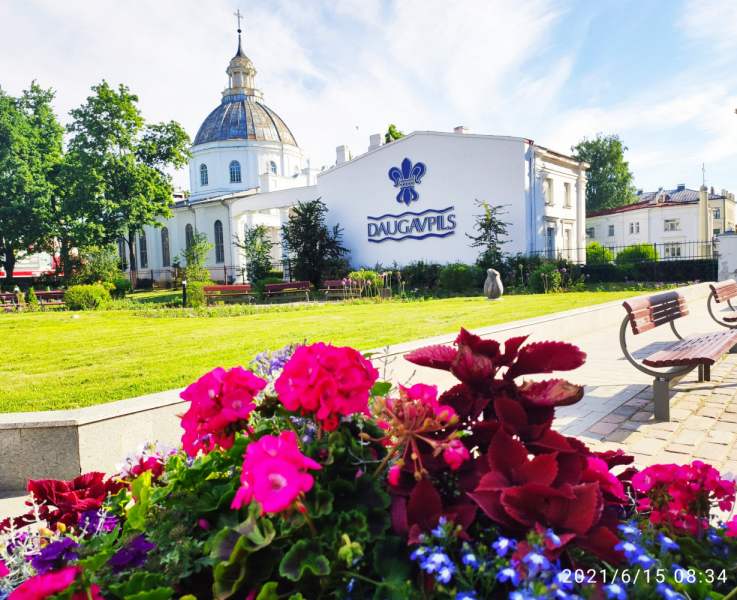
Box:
[126,32,590,282]
[585,185,734,259]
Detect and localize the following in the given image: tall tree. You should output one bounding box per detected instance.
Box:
[65,81,191,272]
[233,224,274,283]
[281,199,348,287]
[384,124,404,144]
[467,201,510,268]
[571,133,636,213]
[0,83,63,282]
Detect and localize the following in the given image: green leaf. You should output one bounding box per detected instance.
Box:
[255,582,279,600]
[76,548,114,573]
[336,511,370,543]
[109,573,173,600]
[279,539,330,581]
[149,485,170,506]
[288,595,306,600]
[126,471,152,530]
[373,537,413,600]
[370,381,392,397]
[305,488,333,519]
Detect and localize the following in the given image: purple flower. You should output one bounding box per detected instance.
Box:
[544,528,562,547]
[108,536,156,573]
[492,537,516,557]
[522,550,550,574]
[604,583,627,600]
[397,274,402,280]
[31,537,81,575]
[657,533,679,552]
[497,566,520,586]
[79,509,118,535]
[525,273,530,277]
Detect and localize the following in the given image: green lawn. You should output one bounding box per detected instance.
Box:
[0,292,644,413]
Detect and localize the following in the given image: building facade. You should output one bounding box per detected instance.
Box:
[124,32,590,283]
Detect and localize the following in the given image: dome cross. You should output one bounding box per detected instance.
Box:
[234,8,243,33]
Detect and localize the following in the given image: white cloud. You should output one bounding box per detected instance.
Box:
[678,0,737,53]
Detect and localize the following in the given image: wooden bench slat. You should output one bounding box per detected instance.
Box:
[710,280,737,303]
[643,330,737,367]
[623,291,689,335]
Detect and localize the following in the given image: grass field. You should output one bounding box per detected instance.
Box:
[0,292,646,413]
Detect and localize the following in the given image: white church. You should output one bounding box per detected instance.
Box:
[124,29,590,283]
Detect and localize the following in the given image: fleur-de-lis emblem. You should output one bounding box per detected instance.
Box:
[388,158,427,206]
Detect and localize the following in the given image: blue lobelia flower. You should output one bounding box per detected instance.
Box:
[544,529,563,548]
[420,550,452,575]
[437,564,456,584]
[30,537,81,575]
[522,550,550,574]
[618,522,640,539]
[657,533,679,552]
[552,571,574,592]
[604,583,627,600]
[657,583,686,600]
[633,553,657,569]
[462,552,479,570]
[497,567,521,587]
[410,546,428,561]
[615,541,644,560]
[388,158,427,206]
[456,592,477,600]
[493,537,517,557]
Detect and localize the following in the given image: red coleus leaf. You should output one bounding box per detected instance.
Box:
[406,476,443,531]
[440,383,491,424]
[390,495,409,537]
[487,428,528,479]
[549,451,584,488]
[543,482,603,535]
[576,525,626,566]
[505,341,586,381]
[496,336,530,368]
[493,397,528,433]
[456,328,502,360]
[516,453,559,487]
[593,448,635,469]
[477,471,511,491]
[517,379,584,407]
[468,490,521,530]
[501,483,574,527]
[526,429,574,454]
[404,344,457,370]
[450,344,495,385]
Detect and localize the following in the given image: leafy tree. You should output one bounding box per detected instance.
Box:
[233,224,274,283]
[281,199,349,287]
[181,230,214,283]
[0,83,63,282]
[467,201,510,268]
[586,241,614,264]
[64,81,191,272]
[79,245,123,283]
[384,124,404,144]
[615,243,658,264]
[571,133,636,213]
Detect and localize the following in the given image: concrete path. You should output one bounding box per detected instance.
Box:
[4,293,737,519]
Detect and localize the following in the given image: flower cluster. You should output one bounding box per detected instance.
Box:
[30,538,80,575]
[632,461,736,535]
[107,536,156,574]
[180,366,267,455]
[231,431,321,514]
[6,566,103,600]
[250,343,299,382]
[274,343,379,431]
[114,441,177,482]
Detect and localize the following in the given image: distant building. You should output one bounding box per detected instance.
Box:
[585,185,734,257]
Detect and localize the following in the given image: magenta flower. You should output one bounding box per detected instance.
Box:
[0,559,9,578]
[8,566,80,600]
[388,465,401,486]
[442,439,470,470]
[231,431,321,514]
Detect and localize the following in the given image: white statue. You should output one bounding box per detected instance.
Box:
[484,268,503,300]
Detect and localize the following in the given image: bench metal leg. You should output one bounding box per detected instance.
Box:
[653,378,670,421]
[698,364,704,382]
[704,364,711,381]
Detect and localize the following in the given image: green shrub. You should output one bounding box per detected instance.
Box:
[439,263,484,292]
[27,288,39,311]
[64,285,112,310]
[135,277,154,290]
[400,260,444,289]
[586,242,614,264]
[186,281,205,308]
[528,263,563,293]
[79,244,124,284]
[267,270,284,279]
[615,243,658,264]
[110,278,132,299]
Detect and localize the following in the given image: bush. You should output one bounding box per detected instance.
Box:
[586,241,614,264]
[26,288,39,311]
[79,245,123,284]
[615,243,658,264]
[528,263,563,293]
[63,284,112,310]
[110,277,132,299]
[186,281,205,308]
[438,263,484,292]
[267,270,284,279]
[399,260,444,289]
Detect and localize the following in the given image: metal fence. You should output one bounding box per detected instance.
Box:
[126,260,292,289]
[531,239,718,264]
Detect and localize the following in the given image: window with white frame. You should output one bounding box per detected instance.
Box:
[608,224,614,236]
[269,161,277,175]
[664,218,680,231]
[664,243,682,258]
[161,227,171,267]
[544,178,554,205]
[565,229,572,258]
[564,182,571,207]
[185,224,194,251]
[214,220,225,263]
[635,222,640,233]
[200,164,208,186]
[629,223,634,234]
[139,230,148,269]
[586,227,595,239]
[714,207,721,219]
[230,160,241,183]
[546,227,555,257]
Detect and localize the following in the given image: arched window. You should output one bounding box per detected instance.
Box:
[139,230,149,269]
[200,164,208,186]
[230,160,241,183]
[117,238,128,270]
[161,227,171,267]
[185,223,194,251]
[268,161,277,175]
[214,220,225,263]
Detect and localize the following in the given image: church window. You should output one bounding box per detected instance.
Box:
[200,164,208,186]
[139,230,149,269]
[161,227,171,267]
[185,224,194,251]
[230,161,241,183]
[269,161,277,175]
[117,238,128,270]
[214,220,225,263]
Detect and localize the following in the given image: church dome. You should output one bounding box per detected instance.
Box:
[194,96,298,147]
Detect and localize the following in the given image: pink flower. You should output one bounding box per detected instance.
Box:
[231,431,321,514]
[581,457,626,502]
[274,343,379,429]
[9,566,80,600]
[180,366,266,456]
[726,516,737,537]
[443,439,470,470]
[199,519,211,530]
[388,465,401,486]
[0,559,8,578]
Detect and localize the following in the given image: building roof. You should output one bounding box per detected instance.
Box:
[193,95,298,147]
[587,187,727,218]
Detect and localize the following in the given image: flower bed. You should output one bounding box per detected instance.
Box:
[2,330,737,600]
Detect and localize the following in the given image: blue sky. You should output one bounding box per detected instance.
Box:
[2,0,736,194]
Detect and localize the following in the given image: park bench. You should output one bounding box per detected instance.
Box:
[35,290,66,307]
[204,284,254,305]
[264,281,312,304]
[707,279,737,328]
[621,290,737,421]
[0,291,19,309]
[319,279,362,301]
